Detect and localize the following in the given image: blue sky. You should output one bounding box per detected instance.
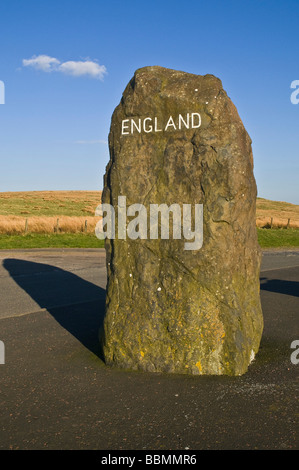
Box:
[0,0,298,203]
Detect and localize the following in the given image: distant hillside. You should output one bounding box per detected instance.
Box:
[0,191,298,229]
[256,197,299,228]
[0,191,102,217]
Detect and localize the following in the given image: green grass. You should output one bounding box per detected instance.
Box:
[0,233,105,249]
[0,229,298,250]
[257,228,299,248]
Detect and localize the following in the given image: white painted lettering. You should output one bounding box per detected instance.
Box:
[154,116,162,132]
[143,117,153,133]
[121,119,130,135]
[165,115,176,131]
[131,118,141,133]
[191,112,201,128]
[178,113,190,129]
[121,112,201,135]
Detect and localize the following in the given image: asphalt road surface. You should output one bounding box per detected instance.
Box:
[0,248,298,450]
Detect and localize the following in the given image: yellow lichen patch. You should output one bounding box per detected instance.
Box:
[140,351,145,358]
[196,361,202,372]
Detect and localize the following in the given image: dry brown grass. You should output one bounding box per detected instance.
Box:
[0,192,298,234]
[0,215,101,235]
[256,217,299,229]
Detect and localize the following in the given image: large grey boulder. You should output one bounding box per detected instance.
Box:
[100,66,263,375]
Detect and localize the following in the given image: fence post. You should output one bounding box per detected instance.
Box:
[287,218,290,229]
[84,220,88,233]
[270,217,273,229]
[25,219,28,234]
[55,218,59,233]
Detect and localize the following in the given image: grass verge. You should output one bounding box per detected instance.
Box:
[0,229,298,250]
[0,233,105,249]
[257,228,299,249]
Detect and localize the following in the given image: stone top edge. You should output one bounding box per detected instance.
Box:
[133,65,222,84]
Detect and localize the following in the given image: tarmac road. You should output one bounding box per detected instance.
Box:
[0,248,298,450]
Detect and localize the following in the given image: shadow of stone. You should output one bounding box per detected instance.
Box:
[3,258,106,360]
[260,277,299,298]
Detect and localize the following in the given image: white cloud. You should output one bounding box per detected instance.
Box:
[22,55,107,80]
[22,55,60,72]
[59,61,107,80]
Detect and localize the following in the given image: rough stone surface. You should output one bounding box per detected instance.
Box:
[101,66,263,376]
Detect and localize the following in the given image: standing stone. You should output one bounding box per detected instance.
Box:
[101,66,263,376]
